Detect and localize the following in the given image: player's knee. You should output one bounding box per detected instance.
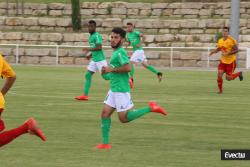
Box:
[217,73,223,78]
[217,71,224,77]
[101,111,110,118]
[101,108,113,118]
[118,115,129,123]
[119,117,128,123]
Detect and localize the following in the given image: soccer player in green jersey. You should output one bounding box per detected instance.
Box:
[126,22,163,88]
[75,20,107,101]
[96,27,167,149]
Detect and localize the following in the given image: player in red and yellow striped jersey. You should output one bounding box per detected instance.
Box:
[209,27,243,94]
[0,54,46,147]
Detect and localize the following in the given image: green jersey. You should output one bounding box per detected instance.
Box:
[88,32,106,62]
[109,47,130,93]
[126,30,143,51]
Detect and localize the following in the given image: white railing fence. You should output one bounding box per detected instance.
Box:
[0,44,249,69]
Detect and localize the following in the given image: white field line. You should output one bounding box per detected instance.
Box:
[8,91,245,103]
[26,102,103,107]
[8,91,74,99]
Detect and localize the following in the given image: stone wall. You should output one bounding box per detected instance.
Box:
[1,17,250,47]
[0,1,249,68]
[1,2,250,19]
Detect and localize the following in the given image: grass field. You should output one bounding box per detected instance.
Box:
[0,65,250,167]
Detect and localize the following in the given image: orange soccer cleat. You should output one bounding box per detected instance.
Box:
[95,143,112,149]
[129,77,134,89]
[75,95,89,101]
[149,101,167,116]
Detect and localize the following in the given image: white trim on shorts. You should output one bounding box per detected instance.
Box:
[104,90,134,112]
[130,50,147,63]
[87,60,107,73]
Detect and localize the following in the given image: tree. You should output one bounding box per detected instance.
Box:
[71,0,81,31]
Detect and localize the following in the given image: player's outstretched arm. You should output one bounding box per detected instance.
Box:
[209,48,220,56]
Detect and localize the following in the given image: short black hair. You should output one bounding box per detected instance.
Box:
[88,20,96,26]
[126,22,133,26]
[112,27,126,38]
[223,26,229,31]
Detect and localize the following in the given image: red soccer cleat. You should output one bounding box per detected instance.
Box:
[149,101,167,116]
[95,143,112,149]
[75,95,89,101]
[25,118,46,141]
[129,77,134,89]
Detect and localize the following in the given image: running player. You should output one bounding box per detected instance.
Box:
[0,54,46,147]
[75,20,107,100]
[96,27,167,149]
[209,26,243,94]
[126,22,163,88]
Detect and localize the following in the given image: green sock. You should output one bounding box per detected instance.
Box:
[83,71,92,95]
[146,65,159,75]
[127,107,151,122]
[101,118,111,144]
[130,63,134,78]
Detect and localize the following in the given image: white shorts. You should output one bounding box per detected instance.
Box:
[104,90,134,112]
[130,50,147,63]
[87,60,107,73]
